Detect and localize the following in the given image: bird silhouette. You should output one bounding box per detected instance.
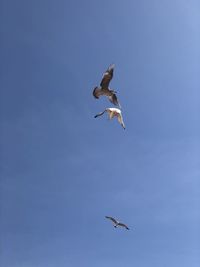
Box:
[94,107,125,129]
[105,216,130,230]
[93,64,121,108]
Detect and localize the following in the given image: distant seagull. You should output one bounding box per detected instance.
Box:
[94,107,125,129]
[93,64,121,108]
[105,216,130,230]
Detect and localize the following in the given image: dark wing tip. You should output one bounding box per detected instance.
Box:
[105,216,113,220]
[93,87,99,98]
[109,93,119,107]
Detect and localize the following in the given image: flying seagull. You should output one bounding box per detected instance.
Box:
[93,64,121,108]
[94,107,125,129]
[105,216,130,230]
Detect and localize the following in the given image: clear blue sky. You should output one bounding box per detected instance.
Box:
[1,0,200,266]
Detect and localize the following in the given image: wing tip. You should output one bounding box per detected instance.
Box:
[93,87,99,98]
[109,63,115,69]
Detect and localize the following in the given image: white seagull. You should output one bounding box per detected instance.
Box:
[93,64,121,108]
[105,216,130,230]
[94,107,125,129]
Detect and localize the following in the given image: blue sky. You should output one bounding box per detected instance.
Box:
[0,0,200,266]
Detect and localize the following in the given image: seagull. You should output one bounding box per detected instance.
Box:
[93,64,121,108]
[94,107,125,129]
[105,216,130,230]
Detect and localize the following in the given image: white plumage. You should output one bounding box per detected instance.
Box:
[94,107,125,129]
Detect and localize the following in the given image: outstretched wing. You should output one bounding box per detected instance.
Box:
[94,110,106,118]
[100,64,114,89]
[118,222,129,230]
[117,113,125,129]
[108,93,121,108]
[105,216,118,224]
[93,87,104,99]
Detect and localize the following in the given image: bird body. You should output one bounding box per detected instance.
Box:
[105,216,130,230]
[94,107,125,129]
[93,64,121,108]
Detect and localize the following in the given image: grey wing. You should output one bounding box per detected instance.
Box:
[108,93,121,108]
[105,216,118,224]
[118,223,129,230]
[94,110,106,118]
[100,64,114,89]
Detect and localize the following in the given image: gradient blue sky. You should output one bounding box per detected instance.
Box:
[1,0,200,266]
